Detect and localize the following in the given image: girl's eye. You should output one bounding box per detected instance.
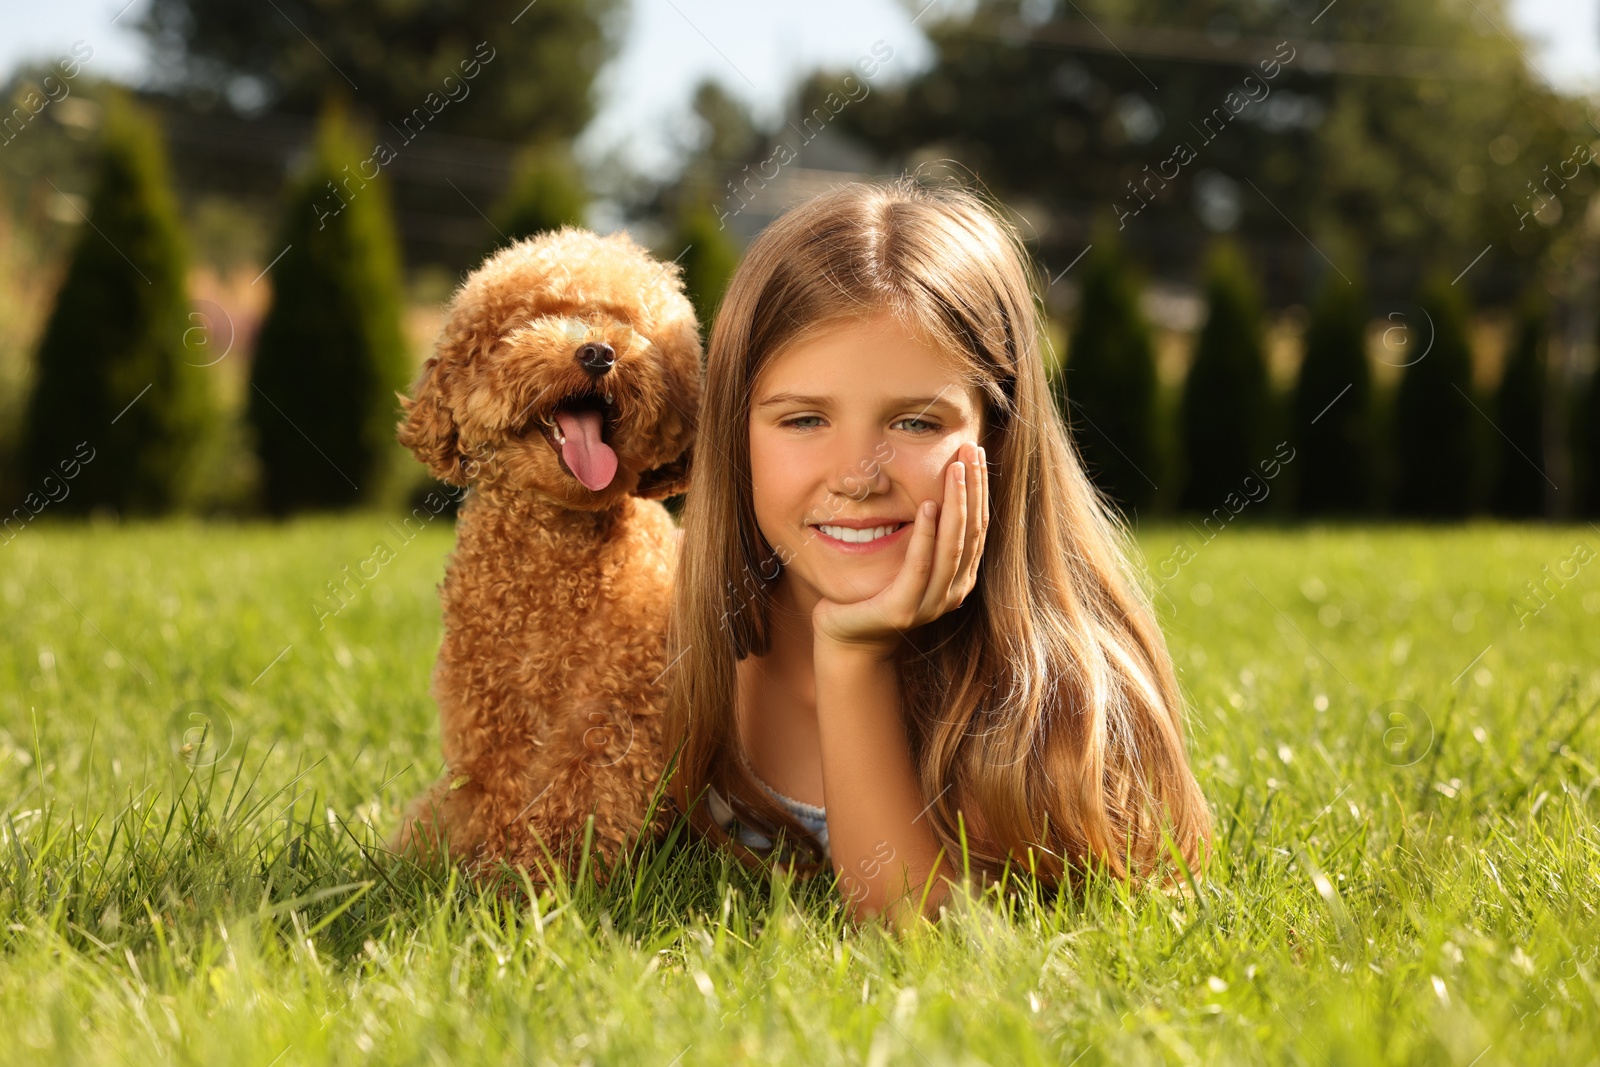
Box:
[893,417,939,433]
[781,415,824,430]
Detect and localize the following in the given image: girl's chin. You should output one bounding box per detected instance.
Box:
[796,558,901,604]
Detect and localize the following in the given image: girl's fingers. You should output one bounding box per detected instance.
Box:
[883,496,939,622]
[937,443,986,611]
[950,448,974,603]
[918,456,967,619]
[957,444,987,598]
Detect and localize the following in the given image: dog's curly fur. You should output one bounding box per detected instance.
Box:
[387,227,701,884]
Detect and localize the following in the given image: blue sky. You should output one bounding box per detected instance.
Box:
[4,0,1596,181]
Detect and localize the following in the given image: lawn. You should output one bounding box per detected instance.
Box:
[1,516,1597,1065]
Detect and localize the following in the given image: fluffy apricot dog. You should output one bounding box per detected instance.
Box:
[388,227,701,883]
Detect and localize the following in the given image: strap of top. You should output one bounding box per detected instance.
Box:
[703,747,831,861]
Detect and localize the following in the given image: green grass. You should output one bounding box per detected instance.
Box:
[2,516,1597,1065]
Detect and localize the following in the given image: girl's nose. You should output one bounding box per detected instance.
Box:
[826,438,891,501]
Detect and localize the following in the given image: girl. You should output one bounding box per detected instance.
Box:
[664,176,1211,928]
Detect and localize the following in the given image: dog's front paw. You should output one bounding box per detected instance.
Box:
[389,773,490,868]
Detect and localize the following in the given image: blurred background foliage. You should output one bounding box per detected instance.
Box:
[1052,228,1161,516]
[139,0,623,135]
[18,88,215,517]
[246,103,412,517]
[2,0,1599,523]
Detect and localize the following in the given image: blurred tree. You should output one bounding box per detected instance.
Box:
[1291,269,1374,515]
[139,0,622,143]
[1179,240,1269,512]
[1579,322,1600,517]
[1052,229,1160,516]
[665,176,741,332]
[491,141,590,248]
[1490,287,1549,517]
[688,80,764,167]
[1393,273,1479,517]
[0,64,107,263]
[808,0,1589,307]
[17,90,213,516]
[650,79,764,240]
[247,103,409,514]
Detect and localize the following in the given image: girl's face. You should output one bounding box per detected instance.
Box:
[748,310,986,609]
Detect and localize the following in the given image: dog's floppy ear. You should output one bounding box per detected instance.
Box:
[633,449,692,500]
[397,357,468,485]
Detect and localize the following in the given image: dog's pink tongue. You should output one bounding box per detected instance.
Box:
[554,408,617,491]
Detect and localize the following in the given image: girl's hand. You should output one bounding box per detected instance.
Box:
[812,441,988,657]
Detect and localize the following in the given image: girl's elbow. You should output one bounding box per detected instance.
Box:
[838,879,950,927]
[842,892,899,928]
[834,876,890,922]
[836,877,881,920]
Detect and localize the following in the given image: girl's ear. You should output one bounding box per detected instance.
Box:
[396,357,468,485]
[633,448,692,499]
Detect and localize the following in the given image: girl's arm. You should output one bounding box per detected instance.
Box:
[810,441,988,930]
[814,640,952,926]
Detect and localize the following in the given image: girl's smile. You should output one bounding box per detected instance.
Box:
[808,518,911,550]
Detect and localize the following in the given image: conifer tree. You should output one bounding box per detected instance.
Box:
[1179,241,1270,512]
[1051,233,1160,516]
[1292,270,1375,514]
[1491,287,1548,517]
[1393,273,1479,517]
[492,142,590,247]
[248,103,409,514]
[668,196,740,332]
[19,91,211,516]
[1578,317,1600,517]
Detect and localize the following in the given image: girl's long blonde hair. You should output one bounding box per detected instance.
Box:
[664,175,1212,889]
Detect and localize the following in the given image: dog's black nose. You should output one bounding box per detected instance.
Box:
[576,341,615,377]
